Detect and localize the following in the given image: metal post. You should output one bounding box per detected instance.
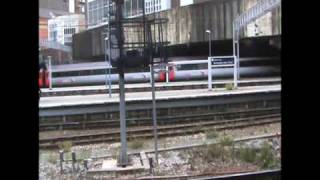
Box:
[114,0,128,167]
[107,0,112,97]
[105,37,111,98]
[119,68,128,167]
[206,30,212,91]
[205,30,212,57]
[130,0,133,16]
[85,0,88,29]
[149,65,152,84]
[236,30,240,79]
[104,38,108,93]
[233,24,238,89]
[233,22,239,85]
[48,56,52,90]
[233,55,238,88]
[233,23,236,57]
[72,151,76,172]
[149,157,154,174]
[108,54,112,98]
[150,64,158,165]
[146,13,158,165]
[83,159,88,170]
[208,57,212,91]
[209,34,211,57]
[137,0,139,15]
[165,65,169,83]
[59,150,64,174]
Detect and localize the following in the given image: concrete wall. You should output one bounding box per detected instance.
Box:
[73,0,281,59]
[152,0,281,44]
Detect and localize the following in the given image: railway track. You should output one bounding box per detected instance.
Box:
[135,169,281,180]
[39,113,280,149]
[39,106,280,131]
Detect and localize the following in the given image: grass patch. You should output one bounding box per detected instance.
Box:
[129,138,144,149]
[238,146,257,163]
[225,83,234,90]
[57,141,72,152]
[111,147,120,160]
[236,141,280,169]
[205,144,223,162]
[257,142,279,169]
[77,150,91,160]
[202,135,235,162]
[218,135,234,161]
[161,152,171,159]
[47,152,58,164]
[219,136,234,147]
[205,128,219,140]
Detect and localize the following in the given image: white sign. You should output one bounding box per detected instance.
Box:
[208,56,238,90]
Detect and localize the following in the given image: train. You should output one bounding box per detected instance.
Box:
[39,57,280,87]
[39,70,49,88]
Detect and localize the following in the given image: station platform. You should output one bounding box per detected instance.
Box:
[39,84,281,117]
[40,84,281,108]
[40,77,281,97]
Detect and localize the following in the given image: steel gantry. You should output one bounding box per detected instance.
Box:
[233,0,281,79]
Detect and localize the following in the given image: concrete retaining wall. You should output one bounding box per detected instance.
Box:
[72,0,281,60]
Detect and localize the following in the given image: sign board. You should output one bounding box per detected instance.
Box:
[211,57,234,66]
[208,56,238,90]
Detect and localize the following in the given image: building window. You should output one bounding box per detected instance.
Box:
[64,36,73,43]
[52,31,57,42]
[64,28,76,35]
[88,0,111,27]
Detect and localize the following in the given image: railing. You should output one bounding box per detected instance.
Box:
[39,39,72,52]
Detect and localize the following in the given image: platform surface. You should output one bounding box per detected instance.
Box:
[40,77,281,93]
[39,84,281,108]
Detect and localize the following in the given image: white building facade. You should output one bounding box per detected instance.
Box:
[144,0,171,14]
[48,14,86,45]
[86,0,172,29]
[180,0,193,6]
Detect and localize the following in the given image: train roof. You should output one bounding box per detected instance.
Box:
[52,61,113,73]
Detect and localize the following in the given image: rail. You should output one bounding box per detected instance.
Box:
[137,169,280,179]
[193,169,281,180]
[39,113,280,149]
[39,106,280,131]
[71,133,281,160]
